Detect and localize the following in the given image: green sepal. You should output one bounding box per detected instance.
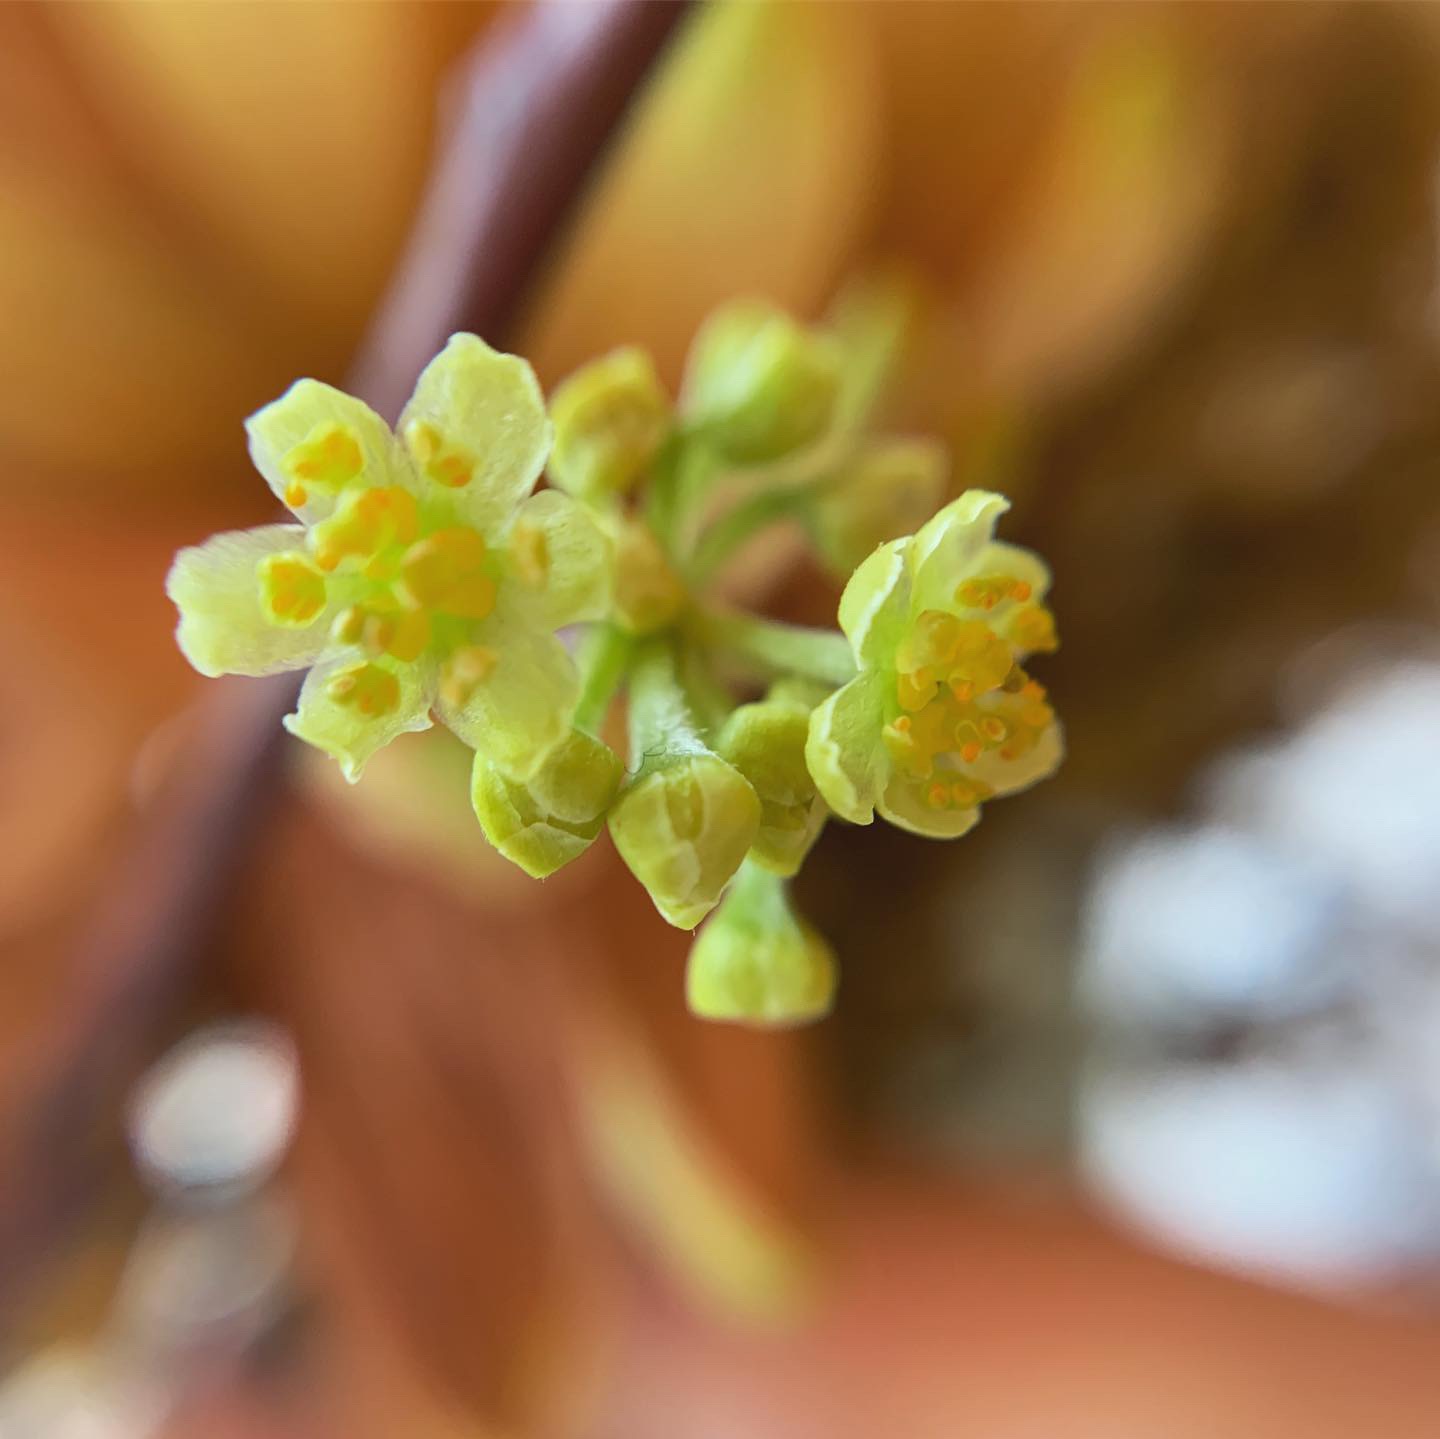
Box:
[686,861,836,1026]
[471,728,624,878]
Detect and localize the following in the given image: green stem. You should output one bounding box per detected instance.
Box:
[572,624,632,737]
[676,642,735,738]
[626,636,709,772]
[643,430,719,561]
[691,607,857,688]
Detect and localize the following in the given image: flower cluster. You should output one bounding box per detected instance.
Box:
[168,299,1061,1025]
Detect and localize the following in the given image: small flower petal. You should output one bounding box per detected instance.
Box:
[963,540,1053,609]
[167,524,335,677]
[836,539,909,668]
[906,489,1009,615]
[504,488,614,630]
[246,381,398,523]
[875,774,982,840]
[283,654,433,784]
[804,671,891,825]
[397,333,550,534]
[437,589,580,779]
[964,718,1066,799]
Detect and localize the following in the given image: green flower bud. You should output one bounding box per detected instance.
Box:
[686,862,836,1026]
[714,694,826,877]
[549,346,672,500]
[472,728,624,878]
[808,438,947,577]
[608,752,761,930]
[681,299,842,465]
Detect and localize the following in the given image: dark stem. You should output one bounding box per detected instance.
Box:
[0,0,693,1323]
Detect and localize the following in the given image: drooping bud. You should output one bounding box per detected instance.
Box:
[472,729,624,879]
[680,300,842,464]
[807,438,946,577]
[714,691,826,876]
[608,752,761,930]
[549,347,671,500]
[686,862,836,1026]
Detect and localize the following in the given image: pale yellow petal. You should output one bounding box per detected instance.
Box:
[397,334,551,534]
[804,672,890,826]
[246,380,399,523]
[167,523,334,677]
[875,775,981,840]
[504,488,613,630]
[283,654,433,784]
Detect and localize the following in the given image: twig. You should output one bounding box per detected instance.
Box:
[0,0,692,1318]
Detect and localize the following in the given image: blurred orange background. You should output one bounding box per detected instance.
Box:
[5,3,1440,1436]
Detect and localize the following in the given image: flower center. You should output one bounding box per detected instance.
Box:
[883,602,1055,810]
[315,503,498,668]
[256,466,513,718]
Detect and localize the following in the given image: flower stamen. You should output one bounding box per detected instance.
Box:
[510,518,550,588]
[440,644,499,710]
[325,662,400,717]
[404,419,474,488]
[257,551,327,626]
[311,486,419,572]
[281,422,364,508]
[397,527,495,619]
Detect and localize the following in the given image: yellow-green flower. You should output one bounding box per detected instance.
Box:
[805,490,1061,838]
[166,334,611,781]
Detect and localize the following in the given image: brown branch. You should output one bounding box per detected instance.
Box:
[0,0,692,1315]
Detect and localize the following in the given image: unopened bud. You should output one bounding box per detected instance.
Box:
[549,347,671,500]
[715,694,826,876]
[681,300,842,464]
[472,729,624,878]
[686,862,836,1025]
[608,752,760,930]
